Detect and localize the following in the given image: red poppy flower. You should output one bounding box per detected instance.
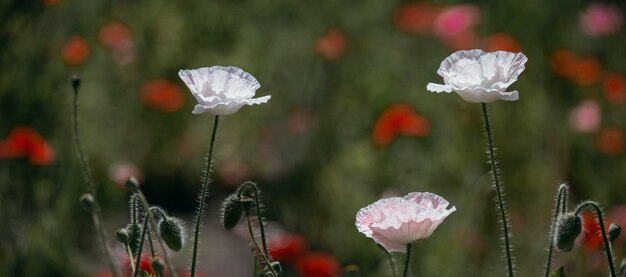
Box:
[596,128,624,155]
[314,28,347,60]
[268,233,308,263]
[602,73,625,105]
[392,3,440,34]
[140,79,186,112]
[372,103,431,146]
[99,22,133,50]
[0,126,54,165]
[483,33,521,52]
[295,253,341,277]
[62,36,90,66]
[580,212,613,252]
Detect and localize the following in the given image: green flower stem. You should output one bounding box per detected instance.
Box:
[73,79,120,277]
[245,211,278,277]
[133,210,152,277]
[252,258,259,277]
[402,244,412,277]
[543,184,568,277]
[190,115,220,277]
[574,201,617,277]
[481,103,515,277]
[239,182,270,257]
[135,192,174,275]
[125,243,136,273]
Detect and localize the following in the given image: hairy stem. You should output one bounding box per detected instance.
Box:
[73,79,120,277]
[135,192,175,276]
[239,182,270,257]
[133,210,152,277]
[245,211,278,277]
[190,115,220,277]
[481,103,515,277]
[575,201,617,277]
[402,244,412,277]
[543,184,568,277]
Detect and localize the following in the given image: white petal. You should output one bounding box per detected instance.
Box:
[426,83,454,93]
[499,90,519,101]
[244,95,272,106]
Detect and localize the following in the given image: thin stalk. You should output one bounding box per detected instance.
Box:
[481,103,515,277]
[575,201,617,277]
[253,258,259,277]
[245,211,278,277]
[133,211,152,277]
[543,184,568,277]
[190,115,220,277]
[402,244,412,277]
[73,78,120,277]
[125,243,136,273]
[387,251,398,277]
[240,182,270,257]
[135,192,175,275]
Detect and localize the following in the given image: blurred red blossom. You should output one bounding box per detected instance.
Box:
[217,159,249,187]
[314,28,347,60]
[295,252,341,277]
[551,49,602,86]
[579,3,623,37]
[62,36,90,66]
[483,33,521,52]
[568,100,601,133]
[99,22,135,64]
[578,212,613,252]
[140,79,186,112]
[392,3,440,34]
[0,126,54,165]
[596,128,624,155]
[602,73,625,105]
[268,233,308,263]
[372,103,431,146]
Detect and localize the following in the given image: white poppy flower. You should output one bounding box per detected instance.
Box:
[178,66,271,115]
[427,49,528,103]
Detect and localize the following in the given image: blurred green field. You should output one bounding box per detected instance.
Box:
[1,0,626,276]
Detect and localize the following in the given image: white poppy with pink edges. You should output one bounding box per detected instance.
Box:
[355,192,456,253]
[178,66,271,115]
[427,49,528,103]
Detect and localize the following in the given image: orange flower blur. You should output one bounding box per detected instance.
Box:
[62,36,90,66]
[140,79,186,113]
[596,128,625,155]
[314,28,347,60]
[267,233,308,263]
[392,3,440,34]
[372,103,431,146]
[483,33,521,52]
[551,49,602,86]
[602,73,625,105]
[0,126,55,165]
[99,22,133,49]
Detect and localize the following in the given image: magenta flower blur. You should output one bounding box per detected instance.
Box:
[579,3,623,37]
[355,192,456,253]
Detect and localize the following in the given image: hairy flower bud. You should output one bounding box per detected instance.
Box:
[126,176,140,192]
[220,194,243,230]
[159,217,185,251]
[151,257,165,275]
[80,193,96,212]
[127,223,143,255]
[554,213,582,252]
[116,228,129,244]
[71,74,81,91]
[609,223,621,243]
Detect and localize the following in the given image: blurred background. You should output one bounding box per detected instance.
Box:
[1,0,626,276]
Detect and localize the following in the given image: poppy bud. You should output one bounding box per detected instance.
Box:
[127,223,143,255]
[126,176,140,192]
[220,194,243,230]
[554,213,582,252]
[609,223,621,243]
[116,228,129,244]
[80,193,96,212]
[72,74,81,91]
[158,217,185,251]
[151,257,165,275]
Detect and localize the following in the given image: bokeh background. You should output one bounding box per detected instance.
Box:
[1,0,626,276]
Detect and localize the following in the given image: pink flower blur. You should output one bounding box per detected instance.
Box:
[579,3,623,37]
[568,100,601,133]
[355,192,455,253]
[432,5,480,50]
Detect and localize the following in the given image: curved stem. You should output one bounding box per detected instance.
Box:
[125,243,136,273]
[240,182,270,257]
[245,211,278,277]
[190,115,220,277]
[73,80,120,277]
[544,184,568,277]
[135,192,175,276]
[574,201,617,277]
[402,244,412,277]
[481,103,515,277]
